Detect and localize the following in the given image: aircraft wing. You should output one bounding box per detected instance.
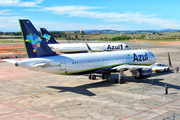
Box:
[111,65,153,71]
[91,48,104,52]
[2,59,20,64]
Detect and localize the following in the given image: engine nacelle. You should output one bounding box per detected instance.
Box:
[132,68,152,79]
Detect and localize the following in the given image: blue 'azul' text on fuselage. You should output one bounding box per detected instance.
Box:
[133,52,148,62]
[107,45,120,49]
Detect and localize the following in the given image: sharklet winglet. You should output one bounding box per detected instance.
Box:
[167,52,172,67]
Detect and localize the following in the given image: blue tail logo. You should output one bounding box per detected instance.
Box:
[40,28,58,44]
[42,34,51,42]
[25,33,42,52]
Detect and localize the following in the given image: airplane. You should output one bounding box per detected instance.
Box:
[40,28,132,53]
[3,19,156,84]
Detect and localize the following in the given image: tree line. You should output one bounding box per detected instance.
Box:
[0,31,88,40]
[2,32,22,35]
[111,35,131,41]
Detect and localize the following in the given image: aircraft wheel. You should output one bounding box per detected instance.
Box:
[102,74,105,79]
[92,75,96,80]
[88,74,92,79]
[120,78,124,84]
[115,78,118,83]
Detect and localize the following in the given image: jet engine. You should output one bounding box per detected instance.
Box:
[132,68,152,79]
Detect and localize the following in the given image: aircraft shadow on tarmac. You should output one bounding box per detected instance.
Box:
[47,81,117,96]
[47,70,180,96]
[147,70,180,91]
[151,70,174,77]
[149,79,180,91]
[122,77,180,91]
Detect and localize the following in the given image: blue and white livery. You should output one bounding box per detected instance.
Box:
[4,20,156,84]
[40,28,132,53]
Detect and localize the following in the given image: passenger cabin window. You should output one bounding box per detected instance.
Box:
[72,57,122,65]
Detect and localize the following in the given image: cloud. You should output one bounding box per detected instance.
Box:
[44,6,102,16]
[0,0,19,6]
[44,5,180,29]
[19,0,44,7]
[1,4,180,31]
[0,0,44,7]
[0,16,25,31]
[0,14,126,31]
[30,20,125,31]
[0,9,16,15]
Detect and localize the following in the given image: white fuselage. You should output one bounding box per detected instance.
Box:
[48,43,132,52]
[17,50,156,74]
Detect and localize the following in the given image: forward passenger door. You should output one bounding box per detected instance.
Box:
[60,58,66,71]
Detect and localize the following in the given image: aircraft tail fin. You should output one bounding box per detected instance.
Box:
[40,28,59,44]
[167,52,172,67]
[19,19,57,58]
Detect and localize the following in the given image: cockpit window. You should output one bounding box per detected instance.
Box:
[149,52,155,57]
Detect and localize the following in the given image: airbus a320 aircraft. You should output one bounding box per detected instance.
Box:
[40,28,132,53]
[3,19,156,84]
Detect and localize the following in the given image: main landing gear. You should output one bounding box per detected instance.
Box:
[88,71,125,84]
[115,78,124,84]
[88,74,96,80]
[88,73,111,81]
[115,71,125,84]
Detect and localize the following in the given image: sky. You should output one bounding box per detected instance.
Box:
[1,0,180,32]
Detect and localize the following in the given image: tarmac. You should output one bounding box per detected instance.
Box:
[0,41,180,120]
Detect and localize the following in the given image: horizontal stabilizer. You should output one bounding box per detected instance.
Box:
[2,59,20,64]
[32,62,49,67]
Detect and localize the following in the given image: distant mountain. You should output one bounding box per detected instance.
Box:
[46,29,180,34]
[82,29,180,34]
